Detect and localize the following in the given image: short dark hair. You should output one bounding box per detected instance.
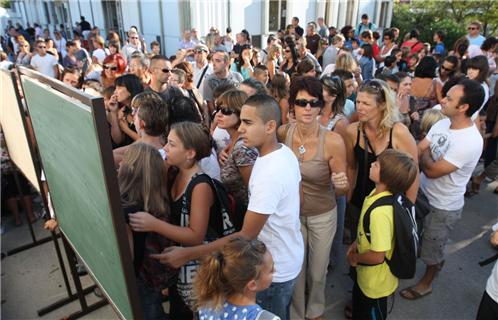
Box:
[383,73,400,84]
[169,96,202,124]
[289,76,324,109]
[458,79,485,117]
[409,29,420,39]
[66,40,76,48]
[114,74,144,99]
[414,56,437,78]
[150,40,160,48]
[481,36,498,51]
[361,14,369,20]
[267,34,276,44]
[384,55,397,68]
[149,54,169,67]
[331,69,354,81]
[293,16,299,22]
[383,30,395,41]
[466,55,490,83]
[241,78,268,95]
[378,149,418,194]
[244,94,281,126]
[435,30,446,41]
[441,75,465,98]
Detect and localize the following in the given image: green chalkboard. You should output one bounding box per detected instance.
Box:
[20,75,141,319]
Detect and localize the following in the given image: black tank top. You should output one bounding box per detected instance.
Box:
[351,125,393,207]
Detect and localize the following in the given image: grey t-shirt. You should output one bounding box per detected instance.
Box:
[203,71,243,101]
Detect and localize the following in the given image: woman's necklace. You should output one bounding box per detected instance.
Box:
[296,123,318,162]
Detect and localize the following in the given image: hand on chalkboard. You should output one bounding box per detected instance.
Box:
[129,211,158,232]
[150,246,191,269]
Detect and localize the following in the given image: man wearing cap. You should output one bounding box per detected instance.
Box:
[190,44,213,97]
[355,14,377,37]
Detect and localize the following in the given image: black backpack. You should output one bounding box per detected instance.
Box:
[362,194,418,279]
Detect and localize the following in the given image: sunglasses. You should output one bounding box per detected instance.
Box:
[194,50,206,54]
[38,46,46,49]
[161,68,172,73]
[215,105,236,116]
[294,98,321,108]
[103,65,118,71]
[441,65,454,72]
[130,36,139,39]
[284,49,291,53]
[468,27,477,30]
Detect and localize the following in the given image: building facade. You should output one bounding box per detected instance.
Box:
[2,0,393,56]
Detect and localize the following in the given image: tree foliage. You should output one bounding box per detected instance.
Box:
[392,0,498,49]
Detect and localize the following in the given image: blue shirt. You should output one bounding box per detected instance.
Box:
[433,43,445,56]
[467,34,485,47]
[199,302,279,320]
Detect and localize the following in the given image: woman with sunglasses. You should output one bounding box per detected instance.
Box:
[101,53,127,89]
[345,79,418,241]
[15,39,32,66]
[280,41,299,77]
[278,76,348,320]
[215,89,257,228]
[107,74,144,147]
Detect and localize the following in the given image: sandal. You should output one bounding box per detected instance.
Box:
[399,286,432,300]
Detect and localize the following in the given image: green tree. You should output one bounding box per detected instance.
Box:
[392,0,497,50]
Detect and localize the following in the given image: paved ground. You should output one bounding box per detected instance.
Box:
[1,180,497,320]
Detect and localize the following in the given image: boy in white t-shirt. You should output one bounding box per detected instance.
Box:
[150,94,304,320]
[400,79,485,301]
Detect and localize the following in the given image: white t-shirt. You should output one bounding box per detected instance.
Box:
[486,222,498,303]
[30,54,58,78]
[92,48,109,65]
[247,144,304,282]
[471,82,490,121]
[420,118,483,210]
[199,148,221,181]
[212,127,231,151]
[191,61,213,97]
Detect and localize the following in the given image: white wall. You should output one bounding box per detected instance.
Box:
[138,0,162,51]
[162,0,182,57]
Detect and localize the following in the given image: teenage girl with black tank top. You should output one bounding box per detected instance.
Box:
[345,79,419,239]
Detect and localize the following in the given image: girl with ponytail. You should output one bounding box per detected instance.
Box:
[193,238,280,320]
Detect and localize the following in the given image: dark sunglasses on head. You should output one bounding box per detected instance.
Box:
[161,68,172,73]
[216,105,236,116]
[294,98,321,108]
[103,65,118,71]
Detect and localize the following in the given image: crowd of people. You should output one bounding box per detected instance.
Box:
[1,13,498,320]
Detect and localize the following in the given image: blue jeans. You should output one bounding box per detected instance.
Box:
[137,279,167,320]
[256,277,297,320]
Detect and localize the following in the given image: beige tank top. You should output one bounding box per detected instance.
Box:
[285,124,336,216]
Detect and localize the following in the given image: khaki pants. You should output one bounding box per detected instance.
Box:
[291,208,337,319]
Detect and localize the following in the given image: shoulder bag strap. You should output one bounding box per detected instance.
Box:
[196,64,209,89]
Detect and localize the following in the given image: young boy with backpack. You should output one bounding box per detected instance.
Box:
[346,149,418,319]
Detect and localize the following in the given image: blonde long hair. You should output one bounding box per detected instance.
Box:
[118,142,169,216]
[193,238,269,311]
[359,79,400,137]
[335,53,358,73]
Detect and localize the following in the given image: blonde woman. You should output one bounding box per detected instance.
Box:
[266,43,282,81]
[15,39,32,66]
[322,52,362,86]
[345,79,418,240]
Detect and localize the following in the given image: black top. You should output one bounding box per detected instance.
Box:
[351,126,394,207]
[169,172,223,242]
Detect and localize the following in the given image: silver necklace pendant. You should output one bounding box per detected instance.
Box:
[298,145,306,155]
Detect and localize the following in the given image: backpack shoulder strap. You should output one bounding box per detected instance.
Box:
[196,64,210,89]
[362,195,394,242]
